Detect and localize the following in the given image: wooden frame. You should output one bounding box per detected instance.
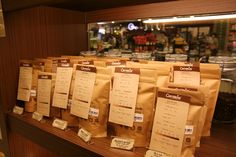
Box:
[86,0,236,23]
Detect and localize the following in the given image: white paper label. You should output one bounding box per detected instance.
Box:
[37,74,52,117]
[150,91,190,157]
[89,107,99,117]
[52,119,68,130]
[30,90,37,97]
[17,64,33,101]
[13,106,24,115]
[110,137,134,150]
[145,150,172,157]
[134,113,144,122]
[185,125,194,135]
[52,66,73,109]
[77,128,92,142]
[71,66,96,119]
[109,67,140,127]
[173,66,200,86]
[32,112,43,121]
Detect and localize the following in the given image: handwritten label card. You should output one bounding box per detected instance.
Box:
[145,150,172,157]
[150,91,190,157]
[110,137,134,150]
[32,111,43,121]
[173,65,200,86]
[17,62,33,101]
[52,118,68,130]
[13,106,24,115]
[52,63,73,109]
[70,66,96,119]
[77,128,92,143]
[37,74,53,117]
[108,67,140,127]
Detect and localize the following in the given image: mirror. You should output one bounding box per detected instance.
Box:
[88,13,236,61]
[0,0,6,37]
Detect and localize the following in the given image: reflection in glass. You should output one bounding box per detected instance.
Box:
[88,13,236,61]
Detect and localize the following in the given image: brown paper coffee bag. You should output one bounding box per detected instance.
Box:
[77,67,112,137]
[150,87,206,157]
[200,63,221,136]
[112,68,157,147]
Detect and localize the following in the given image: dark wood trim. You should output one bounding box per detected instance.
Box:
[86,0,236,23]
[0,112,10,157]
[0,92,10,157]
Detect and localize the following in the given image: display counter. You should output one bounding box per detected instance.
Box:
[7,112,236,157]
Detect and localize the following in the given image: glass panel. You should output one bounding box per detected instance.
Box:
[88,13,236,61]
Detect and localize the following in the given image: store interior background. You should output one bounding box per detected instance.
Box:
[0,0,236,157]
[88,18,236,60]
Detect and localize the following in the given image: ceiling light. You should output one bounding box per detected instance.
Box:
[143,13,236,23]
[97,22,106,25]
[112,21,115,24]
[137,19,142,21]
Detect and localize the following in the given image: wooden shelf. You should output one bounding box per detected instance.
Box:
[7,112,146,157]
[7,112,236,157]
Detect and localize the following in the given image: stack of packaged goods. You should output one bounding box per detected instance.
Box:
[16,55,221,157]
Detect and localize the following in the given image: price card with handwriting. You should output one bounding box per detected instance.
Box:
[145,150,172,157]
[32,111,43,121]
[52,118,68,130]
[110,137,134,150]
[77,128,92,143]
[13,106,24,115]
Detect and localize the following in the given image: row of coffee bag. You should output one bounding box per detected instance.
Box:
[16,56,221,157]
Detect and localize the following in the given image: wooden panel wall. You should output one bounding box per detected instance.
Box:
[86,0,236,23]
[0,7,87,157]
[9,132,58,157]
[0,6,87,112]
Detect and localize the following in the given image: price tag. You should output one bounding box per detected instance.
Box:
[185,125,194,135]
[13,106,24,115]
[134,113,144,122]
[32,111,43,121]
[77,128,92,143]
[110,137,134,150]
[30,90,37,97]
[145,150,172,157]
[52,118,68,130]
[88,107,99,117]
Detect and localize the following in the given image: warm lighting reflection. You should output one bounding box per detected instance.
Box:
[143,13,236,23]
